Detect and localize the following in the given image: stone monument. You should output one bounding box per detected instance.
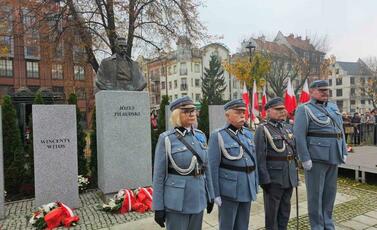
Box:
[96,91,152,195]
[209,105,226,133]
[0,108,4,219]
[33,105,80,208]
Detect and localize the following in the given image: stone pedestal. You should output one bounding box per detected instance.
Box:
[0,108,4,219]
[96,91,152,195]
[209,105,226,133]
[33,105,80,208]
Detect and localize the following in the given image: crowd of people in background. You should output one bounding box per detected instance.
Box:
[342,109,377,145]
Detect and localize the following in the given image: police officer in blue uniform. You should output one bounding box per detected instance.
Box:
[294,80,347,230]
[208,99,258,230]
[255,97,298,230]
[152,96,215,230]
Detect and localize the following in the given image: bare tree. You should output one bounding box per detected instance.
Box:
[1,0,207,72]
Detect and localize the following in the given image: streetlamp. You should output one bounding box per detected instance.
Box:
[245,41,256,62]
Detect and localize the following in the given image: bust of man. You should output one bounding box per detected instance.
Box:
[95,37,147,91]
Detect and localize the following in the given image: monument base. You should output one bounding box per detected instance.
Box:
[96,91,152,195]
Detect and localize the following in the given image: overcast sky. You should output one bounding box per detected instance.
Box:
[199,0,377,62]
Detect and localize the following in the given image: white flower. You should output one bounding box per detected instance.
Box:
[42,202,57,213]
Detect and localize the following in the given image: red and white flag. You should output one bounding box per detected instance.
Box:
[242,82,250,122]
[251,80,259,123]
[299,79,310,103]
[261,85,267,119]
[284,78,297,117]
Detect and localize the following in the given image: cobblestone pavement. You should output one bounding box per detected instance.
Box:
[0,190,152,230]
[1,176,377,229]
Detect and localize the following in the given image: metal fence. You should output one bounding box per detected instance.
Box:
[344,123,377,146]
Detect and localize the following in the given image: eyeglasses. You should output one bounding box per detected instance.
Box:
[272,107,286,111]
[182,108,196,115]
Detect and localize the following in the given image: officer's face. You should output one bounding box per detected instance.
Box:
[267,106,286,120]
[226,108,246,129]
[310,88,329,102]
[180,108,197,127]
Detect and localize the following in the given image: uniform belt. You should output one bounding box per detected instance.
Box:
[266,155,295,161]
[307,132,342,139]
[168,167,204,176]
[220,163,255,173]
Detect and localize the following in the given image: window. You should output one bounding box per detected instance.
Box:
[195,79,200,87]
[335,68,339,74]
[53,41,64,59]
[169,81,172,90]
[73,45,86,62]
[181,93,187,96]
[26,61,39,78]
[0,59,13,77]
[174,80,177,89]
[51,63,63,79]
[336,89,342,97]
[173,65,177,74]
[361,100,365,105]
[180,62,187,75]
[174,94,178,99]
[161,81,165,90]
[350,100,355,105]
[233,92,238,99]
[168,66,171,75]
[74,65,85,80]
[195,94,200,101]
[0,36,13,56]
[329,90,332,97]
[181,78,188,91]
[194,63,200,73]
[191,78,193,87]
[52,86,64,94]
[169,95,172,101]
[336,100,343,110]
[23,10,40,59]
[328,79,332,86]
[76,88,86,99]
[336,78,342,85]
[350,88,356,96]
[350,77,355,85]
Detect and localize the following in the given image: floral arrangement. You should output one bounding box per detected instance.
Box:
[100,187,153,214]
[28,202,79,229]
[78,175,90,192]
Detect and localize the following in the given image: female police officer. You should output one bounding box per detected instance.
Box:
[152,96,215,230]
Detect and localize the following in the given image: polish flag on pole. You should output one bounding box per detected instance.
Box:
[261,85,267,119]
[299,79,310,103]
[251,80,259,123]
[242,82,250,122]
[284,78,297,118]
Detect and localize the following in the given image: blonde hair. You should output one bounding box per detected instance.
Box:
[170,109,182,127]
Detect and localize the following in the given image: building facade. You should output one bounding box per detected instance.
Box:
[142,38,243,109]
[328,59,376,113]
[0,1,94,127]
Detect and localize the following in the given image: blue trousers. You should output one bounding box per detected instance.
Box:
[166,211,204,230]
[219,199,251,230]
[304,162,338,230]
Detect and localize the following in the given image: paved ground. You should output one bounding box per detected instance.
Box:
[1,146,376,229]
[1,176,377,230]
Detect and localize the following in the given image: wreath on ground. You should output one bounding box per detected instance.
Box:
[28,201,79,229]
[99,187,153,214]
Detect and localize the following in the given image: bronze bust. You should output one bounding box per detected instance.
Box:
[95,37,147,91]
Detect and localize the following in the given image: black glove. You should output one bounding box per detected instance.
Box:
[154,210,165,228]
[207,202,214,214]
[261,183,271,194]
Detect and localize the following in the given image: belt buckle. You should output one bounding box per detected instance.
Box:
[287,155,293,161]
[337,133,342,139]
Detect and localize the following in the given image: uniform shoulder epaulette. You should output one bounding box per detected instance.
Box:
[194,128,204,134]
[161,129,175,137]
